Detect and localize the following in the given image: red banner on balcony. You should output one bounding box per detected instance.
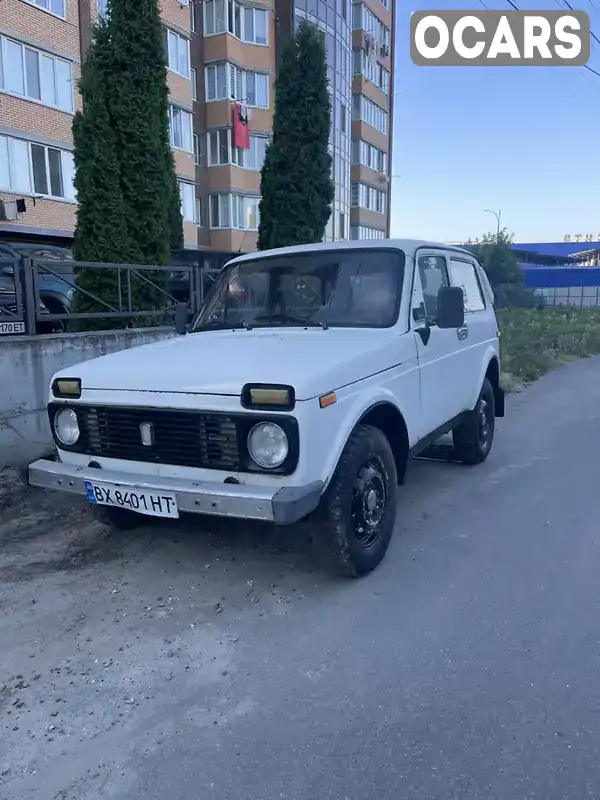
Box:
[232,103,250,150]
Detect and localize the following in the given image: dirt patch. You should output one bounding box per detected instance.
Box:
[0,466,326,798]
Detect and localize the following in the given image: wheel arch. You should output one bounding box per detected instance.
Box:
[357,401,410,485]
[484,355,505,417]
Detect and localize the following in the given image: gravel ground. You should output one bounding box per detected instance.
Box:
[0,469,318,799]
[3,356,600,799]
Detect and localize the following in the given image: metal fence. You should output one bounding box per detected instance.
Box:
[0,257,223,336]
[0,256,25,335]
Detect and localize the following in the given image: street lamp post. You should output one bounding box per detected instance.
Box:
[484,208,502,241]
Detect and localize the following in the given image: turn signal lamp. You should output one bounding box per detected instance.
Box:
[319,391,337,409]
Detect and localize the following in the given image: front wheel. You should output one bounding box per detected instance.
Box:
[313,425,398,578]
[453,377,496,465]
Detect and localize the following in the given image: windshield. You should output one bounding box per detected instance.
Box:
[8,245,74,275]
[193,248,405,331]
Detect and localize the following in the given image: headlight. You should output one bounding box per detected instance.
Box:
[54,408,80,446]
[247,422,289,469]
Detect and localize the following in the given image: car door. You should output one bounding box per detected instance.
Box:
[446,255,492,410]
[411,250,465,436]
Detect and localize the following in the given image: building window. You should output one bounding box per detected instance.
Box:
[0,37,73,113]
[191,67,197,101]
[241,5,268,44]
[351,181,385,213]
[207,129,229,165]
[352,139,387,173]
[190,2,196,32]
[353,49,389,94]
[0,134,75,200]
[352,94,388,135]
[209,193,260,230]
[204,0,268,44]
[179,181,197,223]
[207,129,268,171]
[164,29,190,78]
[205,62,269,108]
[193,133,200,165]
[168,105,193,152]
[23,0,66,18]
[247,135,267,171]
[350,225,385,240]
[352,3,390,52]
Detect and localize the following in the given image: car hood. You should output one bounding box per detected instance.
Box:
[58,328,399,401]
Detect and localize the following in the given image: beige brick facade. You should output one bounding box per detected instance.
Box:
[1,0,195,248]
[1,0,396,252]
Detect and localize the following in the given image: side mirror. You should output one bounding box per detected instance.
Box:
[437,286,465,329]
[174,302,190,336]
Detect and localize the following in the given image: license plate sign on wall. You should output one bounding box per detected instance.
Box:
[0,321,25,335]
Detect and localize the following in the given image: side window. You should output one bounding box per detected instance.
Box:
[417,254,449,320]
[448,259,485,313]
[477,264,495,307]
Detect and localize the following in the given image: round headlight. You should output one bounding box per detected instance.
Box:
[247,422,289,469]
[54,408,80,446]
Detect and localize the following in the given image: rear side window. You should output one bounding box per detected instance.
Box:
[448,259,485,313]
[476,265,495,307]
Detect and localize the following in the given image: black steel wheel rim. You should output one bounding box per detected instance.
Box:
[477,395,493,450]
[351,456,387,549]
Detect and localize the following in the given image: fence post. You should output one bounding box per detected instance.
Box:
[22,258,37,336]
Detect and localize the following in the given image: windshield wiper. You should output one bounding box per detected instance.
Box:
[251,312,328,329]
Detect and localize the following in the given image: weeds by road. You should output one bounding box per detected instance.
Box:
[498,307,600,390]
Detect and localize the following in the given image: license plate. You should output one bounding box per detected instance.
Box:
[83,480,179,519]
[0,321,25,335]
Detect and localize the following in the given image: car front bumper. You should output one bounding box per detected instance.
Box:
[28,458,323,525]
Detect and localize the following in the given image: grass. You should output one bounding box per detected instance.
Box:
[497,307,600,391]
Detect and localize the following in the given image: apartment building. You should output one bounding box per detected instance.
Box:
[0,0,196,247]
[194,0,395,250]
[0,0,394,252]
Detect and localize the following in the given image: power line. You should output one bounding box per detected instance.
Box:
[560,0,600,48]
[499,0,600,78]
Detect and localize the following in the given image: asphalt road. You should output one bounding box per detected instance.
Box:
[2,356,600,800]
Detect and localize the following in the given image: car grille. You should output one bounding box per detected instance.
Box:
[79,406,241,471]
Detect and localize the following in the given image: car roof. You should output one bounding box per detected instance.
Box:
[225,239,477,267]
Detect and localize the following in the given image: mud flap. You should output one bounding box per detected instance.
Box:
[495,386,505,418]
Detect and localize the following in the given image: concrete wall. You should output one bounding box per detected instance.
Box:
[0,328,175,468]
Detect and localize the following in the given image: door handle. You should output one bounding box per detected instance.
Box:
[457,324,469,341]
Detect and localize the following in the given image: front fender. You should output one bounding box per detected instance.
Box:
[311,385,415,492]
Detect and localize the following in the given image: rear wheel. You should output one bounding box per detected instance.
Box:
[453,377,495,465]
[314,425,398,577]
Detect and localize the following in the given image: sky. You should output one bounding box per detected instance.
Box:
[389,0,600,243]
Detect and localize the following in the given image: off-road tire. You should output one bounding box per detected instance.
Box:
[95,505,144,530]
[453,377,496,465]
[313,424,398,578]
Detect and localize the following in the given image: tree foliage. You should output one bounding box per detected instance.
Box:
[71,0,182,330]
[472,228,536,308]
[258,20,334,250]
